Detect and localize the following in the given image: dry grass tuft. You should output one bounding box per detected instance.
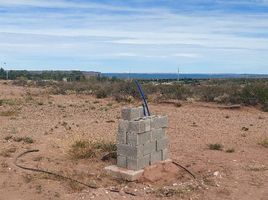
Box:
[208,143,223,151]
[226,148,235,153]
[0,147,17,157]
[13,136,34,144]
[69,140,116,160]
[259,138,268,148]
[0,110,17,117]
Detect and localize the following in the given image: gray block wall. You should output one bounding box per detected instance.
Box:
[117,107,169,171]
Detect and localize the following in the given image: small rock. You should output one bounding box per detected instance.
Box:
[213,171,220,176]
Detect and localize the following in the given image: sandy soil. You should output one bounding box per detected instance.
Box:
[0,81,267,200]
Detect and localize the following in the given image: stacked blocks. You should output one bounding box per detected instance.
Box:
[117,107,169,171]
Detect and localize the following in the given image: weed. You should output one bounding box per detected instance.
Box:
[25,92,33,102]
[155,187,182,197]
[96,89,108,99]
[0,110,17,117]
[10,127,17,134]
[69,140,95,159]
[13,136,34,144]
[0,147,16,157]
[69,140,116,160]
[0,98,16,106]
[107,102,113,107]
[208,143,223,151]
[153,185,197,198]
[23,174,34,183]
[23,137,34,143]
[226,148,235,153]
[92,140,117,152]
[57,104,66,109]
[36,185,42,194]
[175,102,182,107]
[259,138,268,148]
[242,127,249,131]
[100,107,108,111]
[37,101,44,106]
[4,135,13,141]
[241,133,247,137]
[1,161,8,168]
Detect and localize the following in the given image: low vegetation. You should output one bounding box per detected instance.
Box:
[0,147,16,157]
[1,68,266,111]
[259,138,268,148]
[226,148,235,153]
[0,98,17,106]
[5,136,34,144]
[208,143,223,151]
[0,110,17,117]
[69,139,116,160]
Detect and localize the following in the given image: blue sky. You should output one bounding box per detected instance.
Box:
[0,0,268,73]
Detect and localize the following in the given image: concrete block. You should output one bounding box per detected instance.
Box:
[127,154,150,170]
[151,128,166,140]
[121,107,143,121]
[150,151,162,164]
[117,120,129,144]
[161,148,168,160]
[151,116,168,129]
[117,144,142,158]
[117,155,127,168]
[143,141,156,155]
[118,119,129,133]
[128,118,151,134]
[127,131,151,146]
[104,165,144,181]
[156,137,168,151]
[117,131,127,144]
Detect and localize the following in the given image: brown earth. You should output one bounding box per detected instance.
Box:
[0,81,268,200]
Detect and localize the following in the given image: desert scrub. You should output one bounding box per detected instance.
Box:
[0,109,17,116]
[241,83,268,111]
[259,138,268,148]
[69,140,116,160]
[0,98,17,106]
[13,136,34,144]
[208,143,223,151]
[0,147,16,157]
[226,148,235,153]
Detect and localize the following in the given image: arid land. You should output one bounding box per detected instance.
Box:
[0,81,268,200]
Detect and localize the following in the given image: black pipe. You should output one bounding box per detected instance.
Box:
[135,80,150,116]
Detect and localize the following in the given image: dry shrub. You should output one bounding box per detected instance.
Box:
[239,82,268,112]
[10,78,268,112]
[69,140,116,160]
[0,110,17,116]
[208,143,223,151]
[259,138,268,148]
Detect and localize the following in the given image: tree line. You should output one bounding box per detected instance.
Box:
[0,68,85,81]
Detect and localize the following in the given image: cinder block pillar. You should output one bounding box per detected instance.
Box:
[116,107,169,171]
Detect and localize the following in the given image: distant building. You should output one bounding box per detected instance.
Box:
[82,71,101,79]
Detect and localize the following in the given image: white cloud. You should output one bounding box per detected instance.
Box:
[172,53,200,58]
[0,0,268,72]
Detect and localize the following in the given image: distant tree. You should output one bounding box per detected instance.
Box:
[0,68,6,79]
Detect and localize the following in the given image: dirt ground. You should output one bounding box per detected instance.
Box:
[0,81,267,200]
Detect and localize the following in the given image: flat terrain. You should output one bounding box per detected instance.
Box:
[0,81,267,200]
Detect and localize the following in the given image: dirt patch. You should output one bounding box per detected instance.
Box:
[140,161,184,185]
